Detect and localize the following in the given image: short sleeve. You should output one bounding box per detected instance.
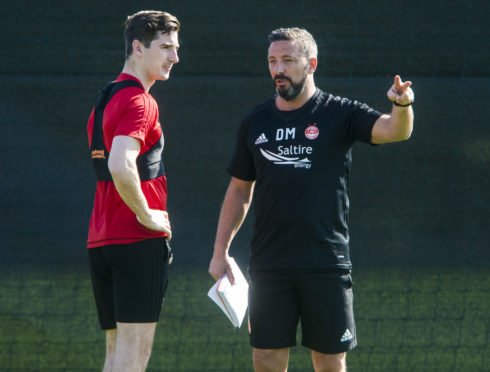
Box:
[226,119,256,181]
[345,100,382,144]
[114,93,156,146]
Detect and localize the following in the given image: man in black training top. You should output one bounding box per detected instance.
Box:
[209,28,414,372]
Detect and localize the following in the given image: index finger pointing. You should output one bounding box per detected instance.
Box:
[395,75,412,91]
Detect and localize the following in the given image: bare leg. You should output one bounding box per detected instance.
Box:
[311,351,346,372]
[112,322,157,372]
[253,347,289,372]
[102,328,117,372]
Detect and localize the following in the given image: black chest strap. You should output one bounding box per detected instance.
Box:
[90,80,165,182]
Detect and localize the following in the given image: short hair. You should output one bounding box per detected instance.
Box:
[268,27,318,59]
[124,10,180,59]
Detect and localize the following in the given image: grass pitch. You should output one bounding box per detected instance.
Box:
[0,265,488,371]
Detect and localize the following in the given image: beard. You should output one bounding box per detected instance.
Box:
[274,69,308,101]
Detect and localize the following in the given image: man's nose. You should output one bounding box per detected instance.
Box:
[169,49,179,63]
[271,62,285,77]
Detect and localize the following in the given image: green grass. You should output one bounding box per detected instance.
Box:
[0,265,488,371]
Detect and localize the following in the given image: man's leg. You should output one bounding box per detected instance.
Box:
[88,247,118,371]
[112,322,157,372]
[253,347,289,372]
[103,329,117,372]
[107,239,169,371]
[311,351,346,372]
[298,271,355,372]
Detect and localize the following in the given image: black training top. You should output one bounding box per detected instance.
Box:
[227,89,382,272]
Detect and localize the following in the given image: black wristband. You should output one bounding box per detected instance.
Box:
[393,100,413,107]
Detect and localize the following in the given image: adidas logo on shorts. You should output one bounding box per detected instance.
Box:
[255,133,268,144]
[340,329,353,343]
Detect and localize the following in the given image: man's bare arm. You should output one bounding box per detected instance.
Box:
[209,177,255,283]
[108,135,172,238]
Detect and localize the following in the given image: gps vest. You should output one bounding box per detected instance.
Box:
[90,80,165,182]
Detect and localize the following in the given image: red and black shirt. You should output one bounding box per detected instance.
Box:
[86,73,168,248]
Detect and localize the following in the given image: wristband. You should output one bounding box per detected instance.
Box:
[393,100,413,107]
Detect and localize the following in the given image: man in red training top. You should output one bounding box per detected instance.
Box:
[86,10,179,372]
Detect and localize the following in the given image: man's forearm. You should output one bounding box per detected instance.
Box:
[111,163,152,221]
[388,105,414,141]
[209,180,253,282]
[372,107,414,144]
[108,136,152,221]
[213,180,254,255]
[111,165,171,235]
[213,190,251,255]
[108,136,171,235]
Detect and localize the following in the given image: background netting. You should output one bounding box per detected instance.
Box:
[1,1,489,371]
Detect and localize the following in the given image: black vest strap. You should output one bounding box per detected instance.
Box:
[90,80,165,182]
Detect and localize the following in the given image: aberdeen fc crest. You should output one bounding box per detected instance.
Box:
[305,123,319,140]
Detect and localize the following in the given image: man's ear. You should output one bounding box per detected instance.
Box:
[132,39,144,56]
[308,57,318,74]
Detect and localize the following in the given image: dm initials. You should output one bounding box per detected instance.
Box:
[276,127,296,141]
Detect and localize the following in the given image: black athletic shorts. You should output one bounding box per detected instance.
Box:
[248,270,356,354]
[88,237,173,330]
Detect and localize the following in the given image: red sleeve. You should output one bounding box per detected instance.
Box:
[114,93,156,147]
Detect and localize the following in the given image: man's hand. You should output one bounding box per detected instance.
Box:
[387,75,414,106]
[209,253,236,285]
[137,210,172,240]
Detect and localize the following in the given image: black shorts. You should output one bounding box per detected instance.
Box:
[88,237,172,330]
[248,270,356,354]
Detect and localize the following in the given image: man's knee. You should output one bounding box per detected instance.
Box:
[253,348,289,372]
[311,351,346,372]
[116,322,156,349]
[113,322,157,371]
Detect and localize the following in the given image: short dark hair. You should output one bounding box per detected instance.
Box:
[124,10,180,59]
[268,27,318,59]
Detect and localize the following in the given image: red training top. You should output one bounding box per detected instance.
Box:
[86,73,168,248]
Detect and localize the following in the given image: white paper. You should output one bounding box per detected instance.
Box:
[207,258,249,328]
